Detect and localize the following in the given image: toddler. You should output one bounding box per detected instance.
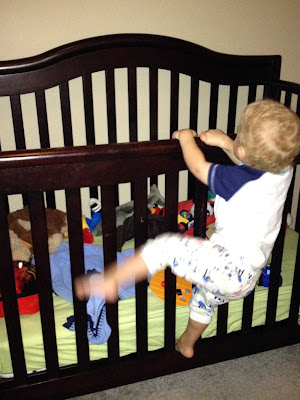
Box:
[76,99,300,358]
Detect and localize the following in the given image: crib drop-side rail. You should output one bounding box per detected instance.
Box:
[0,140,299,400]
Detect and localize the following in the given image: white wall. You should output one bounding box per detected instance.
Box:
[0,0,299,82]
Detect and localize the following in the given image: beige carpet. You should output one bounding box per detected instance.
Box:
[70,343,300,400]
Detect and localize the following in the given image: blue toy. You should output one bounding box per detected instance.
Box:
[258,263,282,287]
[86,198,102,233]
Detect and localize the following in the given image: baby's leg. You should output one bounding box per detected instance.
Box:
[176,318,208,358]
[176,284,226,358]
[141,233,242,358]
[75,251,149,302]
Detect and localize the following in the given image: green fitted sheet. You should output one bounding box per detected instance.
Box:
[0,228,298,377]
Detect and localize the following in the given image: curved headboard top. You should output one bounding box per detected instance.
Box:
[0,33,281,95]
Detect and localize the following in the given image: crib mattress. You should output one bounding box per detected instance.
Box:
[0,228,298,377]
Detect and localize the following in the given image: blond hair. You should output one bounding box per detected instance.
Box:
[236,99,300,173]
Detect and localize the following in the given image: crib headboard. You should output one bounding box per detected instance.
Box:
[0,33,283,149]
[0,33,288,207]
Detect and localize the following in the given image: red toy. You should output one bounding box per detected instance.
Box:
[0,261,39,317]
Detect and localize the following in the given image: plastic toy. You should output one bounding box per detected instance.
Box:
[257,263,283,287]
[86,198,102,233]
[150,270,192,306]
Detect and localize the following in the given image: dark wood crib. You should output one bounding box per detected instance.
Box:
[0,34,299,400]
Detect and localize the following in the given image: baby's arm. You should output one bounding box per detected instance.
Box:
[173,129,212,185]
[75,251,149,302]
[199,129,241,165]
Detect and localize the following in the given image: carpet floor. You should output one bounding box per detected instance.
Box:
[70,343,300,400]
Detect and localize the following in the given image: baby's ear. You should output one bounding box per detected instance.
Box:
[236,145,246,162]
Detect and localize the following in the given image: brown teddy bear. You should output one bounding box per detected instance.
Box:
[8,206,67,261]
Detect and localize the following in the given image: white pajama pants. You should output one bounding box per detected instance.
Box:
[141,233,260,324]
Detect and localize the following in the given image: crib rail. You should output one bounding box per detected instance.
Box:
[0,139,228,193]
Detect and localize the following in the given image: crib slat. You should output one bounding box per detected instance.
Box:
[265,215,287,327]
[216,304,229,336]
[227,85,238,133]
[241,290,255,332]
[35,90,51,148]
[10,96,29,204]
[149,67,158,141]
[82,74,98,199]
[83,74,96,145]
[105,70,117,144]
[65,188,90,369]
[193,179,207,239]
[35,90,56,208]
[263,83,273,100]
[0,192,9,214]
[271,85,281,102]
[296,95,300,120]
[28,192,59,377]
[134,179,148,354]
[59,82,74,146]
[283,91,292,107]
[10,95,26,150]
[128,67,138,142]
[164,172,178,351]
[217,304,229,336]
[0,196,27,383]
[170,71,179,136]
[209,84,219,129]
[149,67,158,187]
[187,77,200,199]
[105,71,119,204]
[248,85,257,104]
[101,184,120,359]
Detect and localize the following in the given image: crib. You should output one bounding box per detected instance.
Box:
[0,34,299,399]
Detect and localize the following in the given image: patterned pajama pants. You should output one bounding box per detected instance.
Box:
[141,233,260,324]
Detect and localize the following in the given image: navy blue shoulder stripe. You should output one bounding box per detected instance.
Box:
[208,164,265,201]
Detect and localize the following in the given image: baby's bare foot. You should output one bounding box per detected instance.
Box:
[175,339,194,358]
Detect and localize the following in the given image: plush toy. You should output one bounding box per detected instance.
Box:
[9,230,31,262]
[8,206,67,261]
[93,184,165,237]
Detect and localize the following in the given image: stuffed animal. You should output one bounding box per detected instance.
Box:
[8,206,67,261]
[9,230,32,262]
[93,184,165,237]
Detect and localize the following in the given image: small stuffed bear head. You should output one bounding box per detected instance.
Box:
[8,206,67,261]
